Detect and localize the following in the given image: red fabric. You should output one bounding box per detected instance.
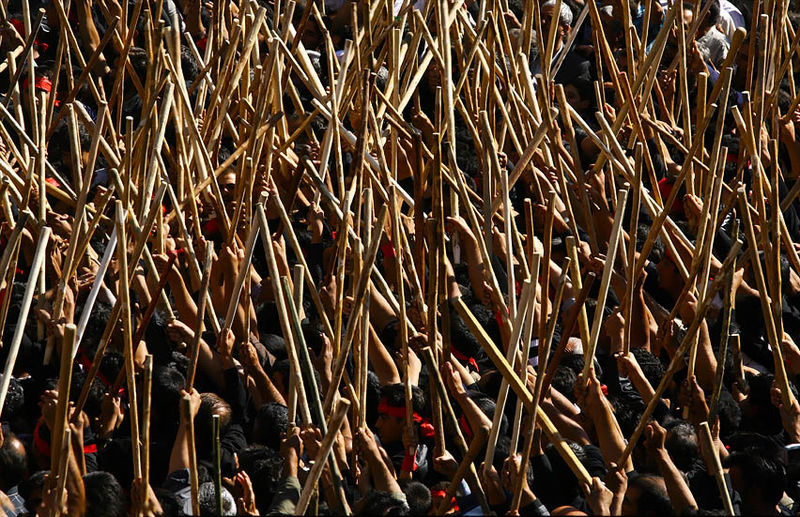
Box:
[196,36,208,52]
[33,420,98,457]
[7,18,48,51]
[458,413,473,441]
[451,347,479,373]
[430,490,458,512]
[657,178,684,215]
[380,240,396,258]
[402,451,417,472]
[377,398,435,438]
[22,75,53,94]
[33,420,51,457]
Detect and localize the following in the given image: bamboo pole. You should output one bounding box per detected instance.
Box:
[699,421,735,514]
[185,246,214,390]
[295,398,351,515]
[51,324,76,479]
[582,189,628,382]
[0,226,50,418]
[617,241,743,467]
[115,202,143,481]
[181,393,201,516]
[452,298,592,486]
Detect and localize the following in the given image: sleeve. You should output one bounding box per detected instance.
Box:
[223,367,248,425]
[521,499,551,516]
[267,475,302,515]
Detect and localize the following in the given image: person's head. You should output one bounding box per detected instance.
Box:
[375,384,426,446]
[82,471,126,517]
[683,1,695,26]
[356,490,410,515]
[195,393,232,453]
[151,365,185,433]
[198,482,236,516]
[725,451,786,513]
[541,0,573,47]
[237,446,285,515]
[219,170,237,204]
[563,76,593,112]
[664,420,701,474]
[251,402,289,450]
[0,431,26,491]
[397,479,432,515]
[622,473,671,516]
[18,470,46,514]
[700,0,721,32]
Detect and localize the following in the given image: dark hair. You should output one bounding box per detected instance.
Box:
[357,490,410,515]
[195,393,232,454]
[664,420,702,475]
[151,365,185,438]
[631,349,666,388]
[627,472,672,515]
[724,452,786,507]
[82,471,127,517]
[380,384,426,415]
[703,0,721,26]
[238,446,285,515]
[397,479,431,515]
[252,403,288,450]
[0,432,26,490]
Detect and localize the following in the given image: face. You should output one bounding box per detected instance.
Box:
[656,256,680,291]
[541,5,567,43]
[375,411,404,445]
[564,84,589,111]
[219,171,236,204]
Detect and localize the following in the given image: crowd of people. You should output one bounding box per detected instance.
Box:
[0,0,798,514]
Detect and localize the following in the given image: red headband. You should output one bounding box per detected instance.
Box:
[377,398,435,439]
[22,75,53,94]
[430,490,458,512]
[451,347,479,373]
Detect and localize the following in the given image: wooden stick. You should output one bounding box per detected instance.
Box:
[699,421,735,514]
[51,324,76,479]
[0,225,50,418]
[617,241,743,467]
[583,189,629,382]
[737,187,794,407]
[213,414,223,516]
[483,276,536,473]
[437,427,489,514]
[115,202,142,481]
[185,246,214,390]
[181,393,200,516]
[256,201,312,426]
[295,397,351,515]
[452,298,592,485]
[142,354,153,501]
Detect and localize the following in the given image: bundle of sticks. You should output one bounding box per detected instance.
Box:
[0,0,798,513]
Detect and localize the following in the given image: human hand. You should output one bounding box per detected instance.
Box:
[179,389,201,422]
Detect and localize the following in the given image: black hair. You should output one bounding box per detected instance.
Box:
[380,383,426,415]
[724,451,786,507]
[82,471,127,517]
[252,402,289,450]
[703,0,721,27]
[238,446,285,515]
[631,348,666,388]
[357,490,410,515]
[397,479,432,515]
[664,420,702,475]
[627,472,672,515]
